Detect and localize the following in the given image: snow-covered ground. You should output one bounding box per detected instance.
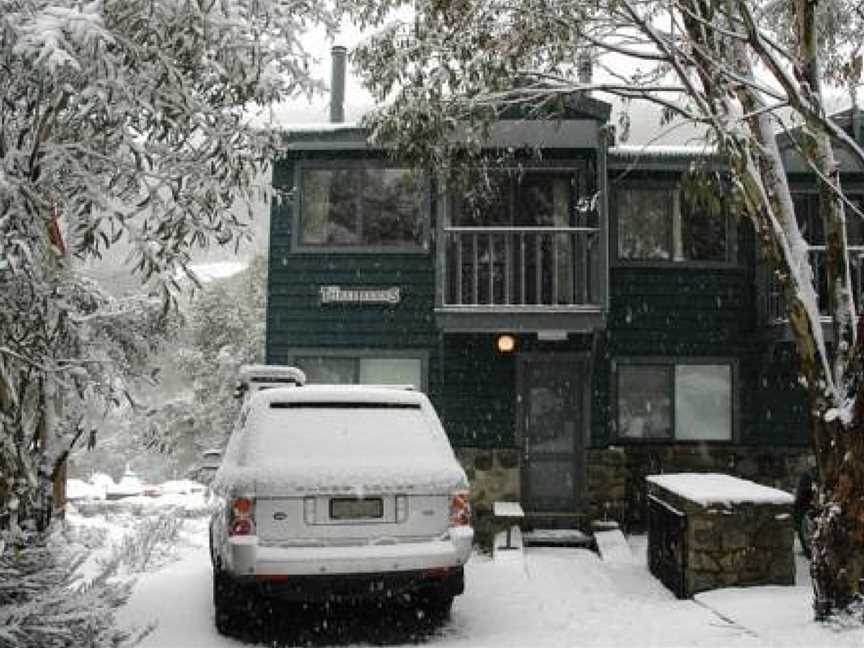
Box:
[107,504,863,648]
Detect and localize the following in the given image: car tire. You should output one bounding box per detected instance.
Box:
[418,590,454,620]
[213,568,238,636]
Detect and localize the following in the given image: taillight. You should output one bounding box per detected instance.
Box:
[449,491,471,527]
[229,497,255,536]
[231,517,253,536]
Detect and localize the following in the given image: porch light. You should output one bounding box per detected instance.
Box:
[496,334,516,354]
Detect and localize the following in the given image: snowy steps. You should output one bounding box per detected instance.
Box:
[593,528,635,565]
[522,528,594,548]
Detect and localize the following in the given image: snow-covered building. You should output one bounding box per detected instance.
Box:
[264,53,864,530]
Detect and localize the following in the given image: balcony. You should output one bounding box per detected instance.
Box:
[435,225,606,332]
[763,246,864,331]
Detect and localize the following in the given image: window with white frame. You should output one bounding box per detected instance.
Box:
[616,187,731,263]
[616,361,732,441]
[290,354,424,390]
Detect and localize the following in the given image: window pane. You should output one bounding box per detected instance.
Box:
[675,365,732,441]
[517,174,572,227]
[846,195,864,245]
[617,189,672,259]
[301,169,361,245]
[361,169,425,247]
[358,358,422,388]
[300,167,423,248]
[793,193,822,245]
[617,365,672,439]
[681,193,727,261]
[294,357,356,384]
[450,172,511,226]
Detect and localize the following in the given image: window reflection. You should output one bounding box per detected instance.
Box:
[300,167,424,248]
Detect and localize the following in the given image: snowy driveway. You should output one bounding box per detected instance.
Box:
[117,520,862,648]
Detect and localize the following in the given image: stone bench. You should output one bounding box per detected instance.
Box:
[493,500,524,550]
[646,473,795,598]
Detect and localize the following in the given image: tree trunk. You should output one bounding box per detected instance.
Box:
[810,414,864,617]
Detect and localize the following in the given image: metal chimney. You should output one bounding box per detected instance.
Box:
[330,46,347,123]
[577,50,593,89]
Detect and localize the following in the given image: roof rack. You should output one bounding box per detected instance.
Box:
[235,365,306,399]
[307,383,416,391]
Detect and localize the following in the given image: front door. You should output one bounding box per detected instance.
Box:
[518,354,588,512]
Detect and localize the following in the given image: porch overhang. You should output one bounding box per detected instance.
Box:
[434,306,606,333]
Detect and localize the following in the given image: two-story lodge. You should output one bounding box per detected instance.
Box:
[264,51,864,530]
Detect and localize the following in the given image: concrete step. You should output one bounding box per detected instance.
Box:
[522,528,594,548]
[594,528,635,565]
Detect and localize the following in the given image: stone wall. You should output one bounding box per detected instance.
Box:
[647,480,795,596]
[587,444,811,531]
[455,443,810,534]
[454,447,520,513]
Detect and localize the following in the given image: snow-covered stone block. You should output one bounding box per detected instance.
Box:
[646,472,795,598]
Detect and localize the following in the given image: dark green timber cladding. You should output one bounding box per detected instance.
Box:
[267,157,513,448]
[589,261,810,449]
[267,158,437,352]
[267,153,810,452]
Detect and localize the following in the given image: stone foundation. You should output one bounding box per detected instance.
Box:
[455,443,811,532]
[454,447,520,513]
[587,445,812,531]
[647,476,795,597]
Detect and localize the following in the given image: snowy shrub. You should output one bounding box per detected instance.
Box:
[0,532,147,648]
[74,494,213,520]
[101,514,184,574]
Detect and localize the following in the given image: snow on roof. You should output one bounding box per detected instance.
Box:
[283,122,362,133]
[609,144,717,157]
[187,261,246,282]
[646,473,794,507]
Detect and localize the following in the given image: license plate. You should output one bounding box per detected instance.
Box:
[329,497,383,520]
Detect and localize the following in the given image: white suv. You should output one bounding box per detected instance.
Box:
[209,380,473,634]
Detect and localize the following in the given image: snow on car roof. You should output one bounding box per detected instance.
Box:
[646,473,794,507]
[248,384,427,407]
[214,385,465,496]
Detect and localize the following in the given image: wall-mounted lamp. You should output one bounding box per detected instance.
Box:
[496,334,516,354]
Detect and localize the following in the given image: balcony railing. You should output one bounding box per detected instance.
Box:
[765,246,864,323]
[441,226,602,307]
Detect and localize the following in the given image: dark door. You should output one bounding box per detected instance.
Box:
[519,354,588,512]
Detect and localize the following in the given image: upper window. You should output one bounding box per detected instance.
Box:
[450,169,597,228]
[616,187,731,263]
[793,192,864,246]
[616,361,733,441]
[298,165,426,250]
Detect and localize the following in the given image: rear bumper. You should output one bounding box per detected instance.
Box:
[225,528,473,579]
[228,567,464,602]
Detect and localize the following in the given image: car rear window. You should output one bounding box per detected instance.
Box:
[239,402,450,465]
[269,402,421,410]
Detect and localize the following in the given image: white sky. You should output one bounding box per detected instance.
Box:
[266,18,859,147]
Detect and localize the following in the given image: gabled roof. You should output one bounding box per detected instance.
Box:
[280,93,612,153]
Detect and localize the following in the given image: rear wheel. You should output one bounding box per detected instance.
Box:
[213,568,240,636]
[417,589,454,620]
